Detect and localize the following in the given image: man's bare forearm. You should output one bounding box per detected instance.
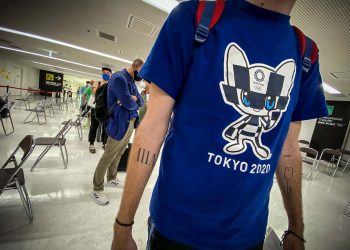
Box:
[116,118,169,223]
[276,122,304,235]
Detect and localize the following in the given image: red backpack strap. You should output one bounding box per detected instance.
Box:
[293,26,319,73]
[195,0,226,43]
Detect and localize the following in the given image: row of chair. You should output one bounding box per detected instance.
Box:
[0,93,88,220]
[0,135,36,221]
[0,118,75,221]
[299,140,350,179]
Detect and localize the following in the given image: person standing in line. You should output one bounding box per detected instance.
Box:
[80,81,90,111]
[111,1,328,250]
[88,67,112,153]
[90,59,144,206]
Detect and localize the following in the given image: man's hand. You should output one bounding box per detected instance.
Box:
[112,84,174,250]
[282,234,305,250]
[111,225,137,250]
[131,95,138,102]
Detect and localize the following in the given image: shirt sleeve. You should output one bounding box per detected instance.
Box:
[110,75,138,111]
[291,59,329,121]
[138,2,196,101]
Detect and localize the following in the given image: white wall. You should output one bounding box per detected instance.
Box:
[299,119,317,142]
[0,57,39,96]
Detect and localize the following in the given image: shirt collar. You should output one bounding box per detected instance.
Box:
[122,69,133,82]
[240,1,291,25]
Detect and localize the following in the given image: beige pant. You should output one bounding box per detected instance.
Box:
[93,120,134,191]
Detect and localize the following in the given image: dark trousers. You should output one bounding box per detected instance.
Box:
[147,218,264,250]
[88,108,107,145]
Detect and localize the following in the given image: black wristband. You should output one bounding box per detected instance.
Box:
[115,218,134,227]
[280,230,306,246]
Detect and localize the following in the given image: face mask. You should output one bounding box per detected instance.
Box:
[134,70,142,82]
[102,73,110,81]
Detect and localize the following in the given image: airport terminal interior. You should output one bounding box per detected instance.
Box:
[0,0,350,249]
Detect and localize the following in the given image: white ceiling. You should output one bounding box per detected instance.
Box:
[0,0,349,100]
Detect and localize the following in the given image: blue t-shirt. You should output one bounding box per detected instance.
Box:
[139,1,328,249]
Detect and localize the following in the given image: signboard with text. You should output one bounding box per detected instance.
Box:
[310,101,350,161]
[39,70,63,92]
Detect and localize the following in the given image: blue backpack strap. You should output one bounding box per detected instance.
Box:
[195,0,225,43]
[195,1,216,43]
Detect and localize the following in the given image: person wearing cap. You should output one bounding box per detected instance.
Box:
[90,59,144,206]
[88,67,113,153]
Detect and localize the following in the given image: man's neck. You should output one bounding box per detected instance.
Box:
[246,0,296,15]
[127,68,134,79]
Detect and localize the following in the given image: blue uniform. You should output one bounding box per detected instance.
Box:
[139,1,328,249]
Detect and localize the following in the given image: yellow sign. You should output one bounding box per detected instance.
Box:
[46,73,54,81]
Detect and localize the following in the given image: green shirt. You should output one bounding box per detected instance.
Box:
[84,85,92,103]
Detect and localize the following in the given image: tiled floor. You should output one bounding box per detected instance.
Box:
[0,101,349,250]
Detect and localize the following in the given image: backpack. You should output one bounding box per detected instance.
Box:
[195,0,318,73]
[94,71,132,123]
[94,83,111,123]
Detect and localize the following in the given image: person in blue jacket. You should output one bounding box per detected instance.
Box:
[90,59,144,206]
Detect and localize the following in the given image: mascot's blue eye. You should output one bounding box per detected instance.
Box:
[265,96,276,110]
[242,91,251,107]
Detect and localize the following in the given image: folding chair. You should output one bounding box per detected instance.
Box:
[23,102,47,125]
[298,140,310,146]
[43,99,55,118]
[14,92,31,109]
[315,148,342,177]
[30,120,72,171]
[2,91,11,101]
[54,97,64,113]
[0,98,15,136]
[345,200,350,217]
[0,135,36,221]
[61,113,84,141]
[339,149,350,173]
[65,91,74,110]
[300,147,318,180]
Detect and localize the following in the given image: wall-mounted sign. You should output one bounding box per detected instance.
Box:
[39,70,63,92]
[310,101,350,160]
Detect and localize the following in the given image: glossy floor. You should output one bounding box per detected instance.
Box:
[0,106,349,250]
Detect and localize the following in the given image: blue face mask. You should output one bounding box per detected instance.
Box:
[102,73,110,81]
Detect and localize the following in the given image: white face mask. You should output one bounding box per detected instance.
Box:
[140,81,147,89]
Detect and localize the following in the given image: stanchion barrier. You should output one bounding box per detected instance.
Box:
[0,84,63,100]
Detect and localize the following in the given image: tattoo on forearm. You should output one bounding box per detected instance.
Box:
[284,166,293,201]
[137,148,156,167]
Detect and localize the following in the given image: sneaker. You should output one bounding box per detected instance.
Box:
[90,191,109,205]
[105,179,124,188]
[89,145,96,153]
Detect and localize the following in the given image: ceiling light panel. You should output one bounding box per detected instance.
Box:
[0,26,132,64]
[0,45,100,70]
[142,0,179,13]
[127,15,159,37]
[322,82,341,94]
[30,61,100,77]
